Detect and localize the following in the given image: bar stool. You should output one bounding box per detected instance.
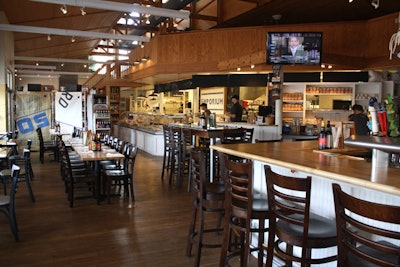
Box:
[186,148,225,267]
[264,165,337,267]
[332,183,400,267]
[219,153,270,267]
[161,125,172,181]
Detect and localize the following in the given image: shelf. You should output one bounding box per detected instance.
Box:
[283,110,303,113]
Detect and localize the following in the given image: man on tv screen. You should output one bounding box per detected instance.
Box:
[282,36,308,63]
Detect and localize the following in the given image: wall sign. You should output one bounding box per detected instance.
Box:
[200,87,225,114]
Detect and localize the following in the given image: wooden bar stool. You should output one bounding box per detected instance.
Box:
[264,165,337,267]
[186,148,225,267]
[219,153,270,267]
[332,184,400,267]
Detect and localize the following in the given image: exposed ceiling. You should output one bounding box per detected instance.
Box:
[1,0,400,84]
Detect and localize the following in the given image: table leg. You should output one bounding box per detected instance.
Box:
[209,138,215,182]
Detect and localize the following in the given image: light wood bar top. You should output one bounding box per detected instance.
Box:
[211,141,400,196]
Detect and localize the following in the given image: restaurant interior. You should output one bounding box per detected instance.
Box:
[1,0,400,266]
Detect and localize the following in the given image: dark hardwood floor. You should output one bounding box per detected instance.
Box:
[0,151,223,267]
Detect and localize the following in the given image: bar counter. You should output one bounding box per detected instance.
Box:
[211,140,400,257]
[211,141,400,196]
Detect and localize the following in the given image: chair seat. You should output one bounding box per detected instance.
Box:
[276,213,337,247]
[252,195,269,212]
[0,195,10,205]
[348,240,400,267]
[105,169,128,177]
[205,182,225,195]
[0,169,11,177]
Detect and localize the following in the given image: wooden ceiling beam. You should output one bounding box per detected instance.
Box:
[190,13,218,22]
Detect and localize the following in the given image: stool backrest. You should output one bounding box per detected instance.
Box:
[264,165,312,259]
[222,153,254,220]
[190,149,206,205]
[332,183,400,267]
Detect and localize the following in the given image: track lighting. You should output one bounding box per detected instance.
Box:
[141,56,148,62]
[60,4,67,14]
[236,67,241,71]
[250,64,255,69]
[371,0,379,9]
[71,36,76,42]
[145,18,150,25]
[80,7,86,15]
[47,34,51,41]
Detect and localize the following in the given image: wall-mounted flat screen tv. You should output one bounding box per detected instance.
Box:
[266,32,322,65]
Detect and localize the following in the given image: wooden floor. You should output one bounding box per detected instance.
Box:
[0,151,226,267]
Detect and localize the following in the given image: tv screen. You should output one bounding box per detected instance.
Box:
[332,100,351,110]
[266,32,322,65]
[258,105,273,117]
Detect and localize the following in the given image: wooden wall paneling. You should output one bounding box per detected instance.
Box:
[129,13,400,82]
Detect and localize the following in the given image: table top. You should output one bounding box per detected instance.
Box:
[211,141,400,196]
[69,138,124,161]
[0,147,12,159]
[49,129,71,136]
[0,140,17,146]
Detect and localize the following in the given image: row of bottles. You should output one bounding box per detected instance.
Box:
[318,121,333,150]
[96,120,111,129]
[95,109,110,118]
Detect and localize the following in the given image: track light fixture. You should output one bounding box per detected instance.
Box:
[371,0,379,9]
[80,6,86,15]
[60,4,67,14]
[47,34,51,41]
[71,36,76,42]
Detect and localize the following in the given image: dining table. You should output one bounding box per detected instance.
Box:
[68,137,125,202]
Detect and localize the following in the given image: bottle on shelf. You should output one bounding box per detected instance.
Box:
[200,113,206,129]
[318,122,326,150]
[325,120,333,149]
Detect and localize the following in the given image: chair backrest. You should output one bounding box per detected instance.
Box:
[190,149,207,206]
[332,183,400,267]
[162,125,172,148]
[126,146,139,175]
[36,128,44,147]
[239,127,254,143]
[220,128,247,144]
[222,153,254,220]
[26,139,32,150]
[10,164,21,202]
[116,139,125,153]
[264,165,312,259]
[23,149,31,173]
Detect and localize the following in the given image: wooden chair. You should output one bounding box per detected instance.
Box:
[238,127,254,143]
[264,165,337,267]
[186,149,225,267]
[332,183,400,267]
[161,125,173,181]
[36,127,58,163]
[0,164,21,241]
[61,145,97,208]
[103,146,138,204]
[219,153,270,267]
[0,149,35,203]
